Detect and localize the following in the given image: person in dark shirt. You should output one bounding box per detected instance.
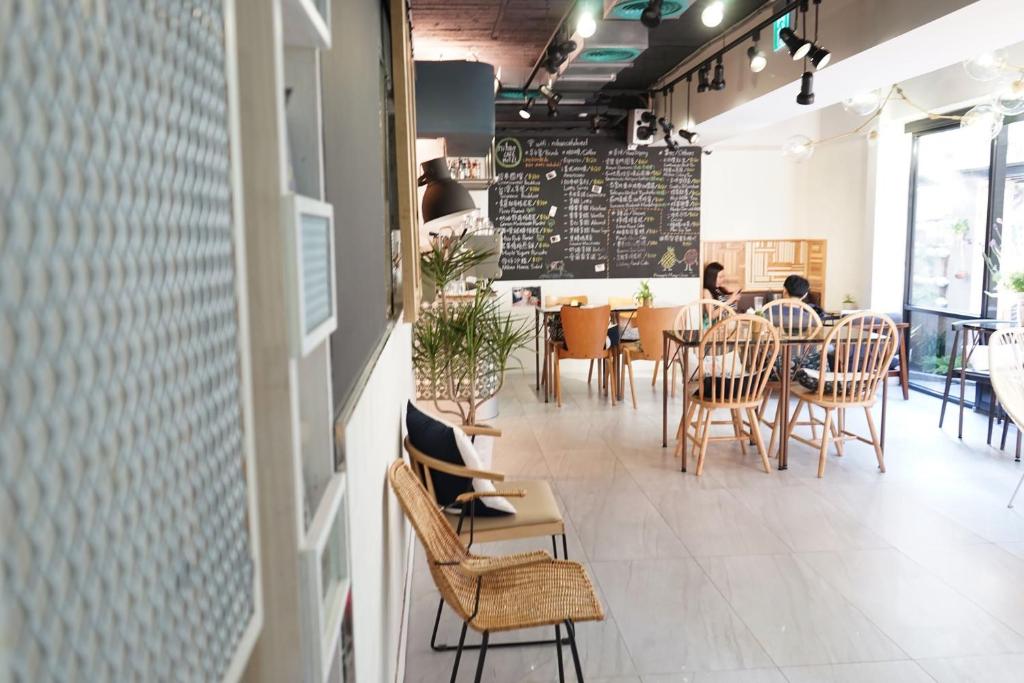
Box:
[783,274,824,318]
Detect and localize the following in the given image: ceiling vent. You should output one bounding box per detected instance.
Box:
[604,0,693,21]
[561,20,648,87]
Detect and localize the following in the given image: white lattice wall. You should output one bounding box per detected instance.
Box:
[0,1,257,680]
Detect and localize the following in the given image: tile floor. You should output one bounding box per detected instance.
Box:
[403,364,1024,682]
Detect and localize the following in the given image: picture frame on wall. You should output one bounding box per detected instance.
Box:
[299,472,351,683]
[283,193,338,357]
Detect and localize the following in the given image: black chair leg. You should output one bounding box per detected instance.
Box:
[1002,408,1011,450]
[473,631,489,683]
[565,620,585,681]
[451,621,469,683]
[430,597,446,650]
[552,535,558,558]
[939,327,960,428]
[555,624,565,683]
[562,533,569,559]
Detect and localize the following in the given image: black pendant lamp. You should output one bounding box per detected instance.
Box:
[796,71,815,105]
[419,157,476,228]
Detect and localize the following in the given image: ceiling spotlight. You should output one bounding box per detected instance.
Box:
[808,44,831,70]
[577,10,597,38]
[591,114,601,133]
[519,97,534,119]
[664,133,680,151]
[697,63,710,93]
[547,100,560,118]
[544,39,577,73]
[641,0,663,29]
[701,0,724,28]
[679,129,701,145]
[778,27,811,61]
[658,116,674,135]
[796,71,814,105]
[747,46,766,73]
[711,57,725,91]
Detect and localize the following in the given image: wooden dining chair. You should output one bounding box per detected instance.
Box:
[551,305,617,407]
[757,299,824,456]
[403,431,570,652]
[621,305,683,408]
[541,295,591,394]
[786,312,898,478]
[389,460,604,682]
[676,315,780,476]
[669,299,735,397]
[989,329,1024,507]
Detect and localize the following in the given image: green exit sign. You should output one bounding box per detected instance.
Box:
[772,13,792,52]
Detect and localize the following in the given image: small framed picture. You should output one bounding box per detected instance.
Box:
[299,473,350,682]
[283,193,337,357]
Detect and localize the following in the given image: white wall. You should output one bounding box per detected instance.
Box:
[340,323,414,683]
[699,107,872,311]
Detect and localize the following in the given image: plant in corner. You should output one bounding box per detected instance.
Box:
[413,231,533,426]
[635,280,654,307]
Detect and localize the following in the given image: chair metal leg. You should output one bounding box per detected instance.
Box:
[939,327,960,428]
[1010,470,1024,509]
[565,620,585,682]
[451,621,469,683]
[473,631,490,683]
[555,624,565,683]
[430,596,446,651]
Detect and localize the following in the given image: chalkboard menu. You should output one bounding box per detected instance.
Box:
[489,136,700,280]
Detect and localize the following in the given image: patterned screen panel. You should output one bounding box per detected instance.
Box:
[0,1,255,681]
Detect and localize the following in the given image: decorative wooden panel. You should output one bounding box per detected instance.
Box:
[702,239,827,302]
[701,241,746,292]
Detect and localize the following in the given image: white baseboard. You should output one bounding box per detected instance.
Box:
[392,525,416,683]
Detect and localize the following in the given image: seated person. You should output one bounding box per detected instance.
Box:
[782,275,824,318]
[772,275,823,381]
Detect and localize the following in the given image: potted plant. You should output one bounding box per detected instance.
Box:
[414,231,532,426]
[841,293,857,309]
[635,280,654,307]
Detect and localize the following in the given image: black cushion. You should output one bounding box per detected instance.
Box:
[698,370,769,400]
[405,402,510,517]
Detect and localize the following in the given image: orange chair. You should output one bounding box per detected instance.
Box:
[551,305,617,407]
[621,305,683,409]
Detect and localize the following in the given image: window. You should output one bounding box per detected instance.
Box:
[905,114,1024,397]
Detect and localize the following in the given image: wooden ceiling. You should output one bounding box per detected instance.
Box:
[408,0,574,86]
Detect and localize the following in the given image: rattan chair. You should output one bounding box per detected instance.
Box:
[989,328,1024,507]
[621,305,683,408]
[676,315,780,476]
[389,459,604,682]
[403,427,568,653]
[786,312,898,478]
[757,299,824,457]
[551,305,617,407]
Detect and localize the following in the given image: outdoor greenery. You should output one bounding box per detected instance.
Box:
[413,231,532,425]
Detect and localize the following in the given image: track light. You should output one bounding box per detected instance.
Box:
[711,57,725,91]
[778,27,810,61]
[576,10,597,38]
[641,0,663,29]
[658,116,673,136]
[697,63,710,93]
[679,129,701,145]
[544,39,577,74]
[808,44,830,69]
[701,0,724,28]
[747,30,766,73]
[519,97,534,119]
[796,71,814,105]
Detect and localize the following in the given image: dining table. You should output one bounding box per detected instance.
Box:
[661,321,910,473]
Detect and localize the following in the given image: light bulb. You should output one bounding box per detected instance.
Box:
[960,103,1004,140]
[747,45,767,73]
[782,135,814,162]
[701,1,724,27]
[842,90,881,117]
[963,50,1008,82]
[577,10,597,38]
[995,79,1024,116]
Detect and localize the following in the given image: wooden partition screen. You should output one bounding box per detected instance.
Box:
[702,239,827,301]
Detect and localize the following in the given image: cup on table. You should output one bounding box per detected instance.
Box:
[753,295,765,309]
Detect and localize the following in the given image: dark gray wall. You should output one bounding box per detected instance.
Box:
[323,0,392,408]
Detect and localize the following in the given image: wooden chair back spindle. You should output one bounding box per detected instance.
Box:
[674,298,734,334]
[819,312,897,404]
[697,315,780,405]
